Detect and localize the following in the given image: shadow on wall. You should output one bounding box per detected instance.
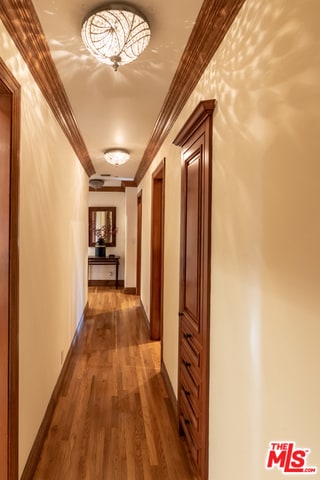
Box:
[198,0,320,310]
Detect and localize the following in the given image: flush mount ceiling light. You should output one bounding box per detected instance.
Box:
[81,3,151,71]
[104,149,130,166]
[89,178,105,189]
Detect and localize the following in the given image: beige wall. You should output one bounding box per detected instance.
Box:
[124,187,138,289]
[0,22,89,475]
[139,0,320,478]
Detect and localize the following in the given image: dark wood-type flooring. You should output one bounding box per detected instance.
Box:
[33,287,199,480]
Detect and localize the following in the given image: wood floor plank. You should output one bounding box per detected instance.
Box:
[32,287,199,480]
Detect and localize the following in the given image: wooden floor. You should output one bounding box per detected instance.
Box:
[33,287,199,480]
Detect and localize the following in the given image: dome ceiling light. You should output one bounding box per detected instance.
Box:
[81,4,151,71]
[89,178,105,189]
[104,149,130,166]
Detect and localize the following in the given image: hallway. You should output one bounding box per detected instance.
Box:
[33,287,198,480]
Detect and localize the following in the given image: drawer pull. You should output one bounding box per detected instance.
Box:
[183,332,192,340]
[183,386,191,397]
[183,359,191,368]
[184,418,190,425]
[178,312,184,317]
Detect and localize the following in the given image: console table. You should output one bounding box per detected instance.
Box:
[88,256,120,289]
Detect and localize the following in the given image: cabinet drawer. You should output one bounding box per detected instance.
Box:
[180,383,200,435]
[180,367,200,409]
[180,342,201,389]
[181,319,201,366]
[179,413,200,466]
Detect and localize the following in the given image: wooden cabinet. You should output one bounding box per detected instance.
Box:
[179,321,202,466]
[174,100,216,480]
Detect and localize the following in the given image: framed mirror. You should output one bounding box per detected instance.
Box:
[88,206,117,247]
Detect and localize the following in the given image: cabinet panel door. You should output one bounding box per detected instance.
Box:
[175,100,215,480]
[184,149,201,331]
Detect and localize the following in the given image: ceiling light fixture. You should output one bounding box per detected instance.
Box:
[89,178,105,189]
[81,4,151,71]
[104,149,130,166]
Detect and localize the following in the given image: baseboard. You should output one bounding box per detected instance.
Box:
[161,361,178,419]
[20,301,88,480]
[88,279,124,287]
[139,298,150,331]
[124,287,136,294]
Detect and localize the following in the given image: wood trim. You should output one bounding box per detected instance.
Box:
[0,0,95,177]
[136,190,142,297]
[150,159,166,341]
[20,302,88,480]
[89,186,125,193]
[134,0,245,184]
[0,57,20,480]
[161,361,177,418]
[139,299,150,331]
[173,99,217,146]
[8,62,20,480]
[123,287,136,295]
[88,280,124,287]
[122,180,137,188]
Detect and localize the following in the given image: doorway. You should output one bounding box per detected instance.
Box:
[150,159,165,341]
[0,59,20,480]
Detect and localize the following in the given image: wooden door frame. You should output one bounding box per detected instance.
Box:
[0,58,20,480]
[136,190,142,297]
[150,159,165,341]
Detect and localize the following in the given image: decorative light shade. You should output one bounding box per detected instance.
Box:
[104,149,130,165]
[89,178,105,189]
[81,4,151,71]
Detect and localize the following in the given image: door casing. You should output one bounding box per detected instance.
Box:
[136,191,142,297]
[0,58,20,480]
[150,159,165,341]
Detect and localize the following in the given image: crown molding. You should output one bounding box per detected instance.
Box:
[0,0,95,177]
[134,0,246,184]
[89,186,125,193]
[122,180,137,188]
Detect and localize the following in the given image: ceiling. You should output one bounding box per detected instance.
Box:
[31,0,204,186]
[1,0,245,188]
